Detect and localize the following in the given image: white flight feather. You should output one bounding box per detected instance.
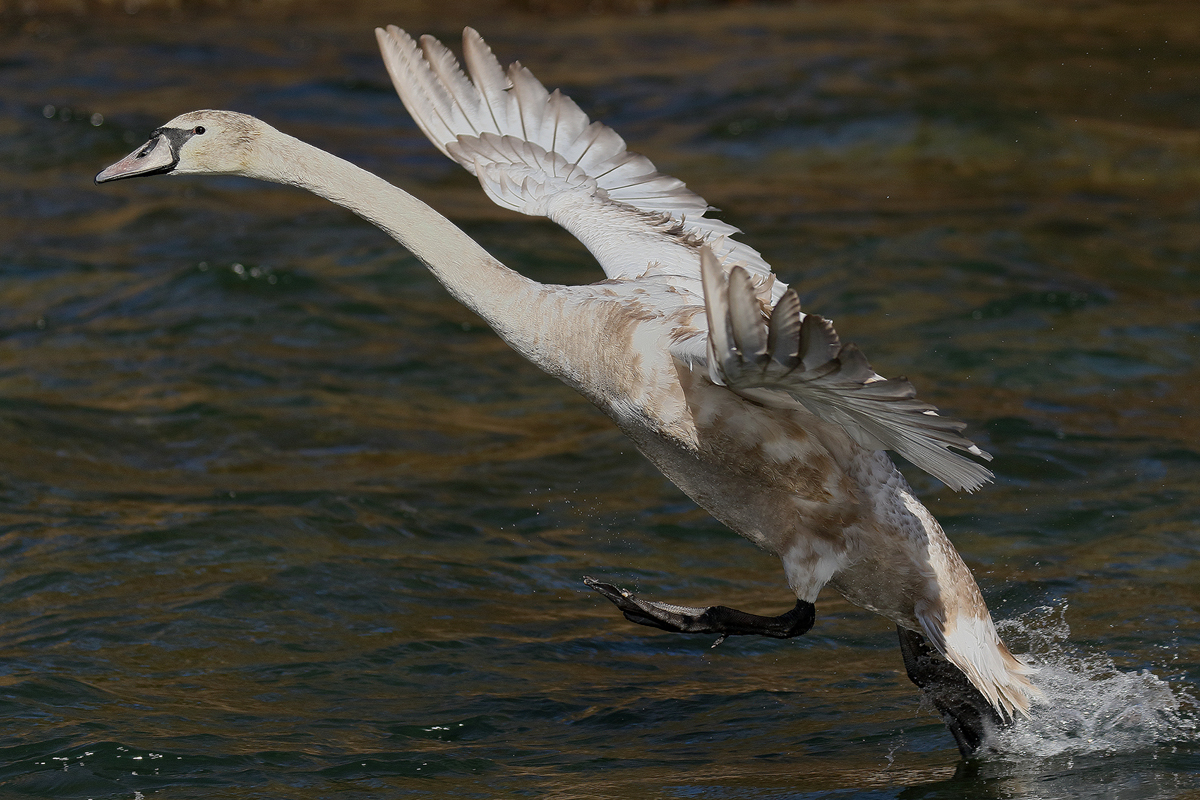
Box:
[376,25,780,297]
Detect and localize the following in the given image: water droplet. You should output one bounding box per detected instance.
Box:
[90,113,103,126]
[42,104,55,119]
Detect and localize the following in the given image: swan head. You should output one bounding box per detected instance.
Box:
[95,110,263,184]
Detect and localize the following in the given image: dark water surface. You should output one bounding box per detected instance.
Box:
[2,1,1199,797]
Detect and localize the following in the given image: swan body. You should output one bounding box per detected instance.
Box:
[96,27,1039,753]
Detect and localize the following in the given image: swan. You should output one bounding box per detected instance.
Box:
[95,26,1039,756]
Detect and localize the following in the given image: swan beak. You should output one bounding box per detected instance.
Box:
[95,133,177,184]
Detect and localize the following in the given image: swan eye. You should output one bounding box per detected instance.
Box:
[193,126,206,135]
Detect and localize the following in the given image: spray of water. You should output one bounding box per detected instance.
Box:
[992,604,1199,758]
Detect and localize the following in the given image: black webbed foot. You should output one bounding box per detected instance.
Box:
[584,577,815,642]
[897,625,1007,758]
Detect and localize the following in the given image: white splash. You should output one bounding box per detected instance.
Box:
[991,604,1199,757]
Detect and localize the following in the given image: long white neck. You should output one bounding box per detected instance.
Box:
[238,126,568,369]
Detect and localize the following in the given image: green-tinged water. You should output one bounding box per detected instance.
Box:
[1,2,1198,797]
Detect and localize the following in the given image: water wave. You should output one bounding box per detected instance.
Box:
[993,604,1199,758]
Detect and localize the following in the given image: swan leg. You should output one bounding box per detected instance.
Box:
[896,625,1005,758]
[584,577,815,640]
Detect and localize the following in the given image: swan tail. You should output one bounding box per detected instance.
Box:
[924,610,1041,722]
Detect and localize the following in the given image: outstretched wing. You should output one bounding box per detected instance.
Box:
[375,26,781,299]
[379,27,990,490]
[687,248,993,492]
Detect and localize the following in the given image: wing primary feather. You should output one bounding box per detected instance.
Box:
[834,344,875,384]
[697,248,994,491]
[419,34,482,137]
[550,90,562,154]
[727,267,768,364]
[767,290,802,370]
[412,36,467,147]
[461,27,512,135]
[798,314,840,371]
[507,63,532,142]
[567,122,605,170]
[700,248,734,384]
[378,27,453,157]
